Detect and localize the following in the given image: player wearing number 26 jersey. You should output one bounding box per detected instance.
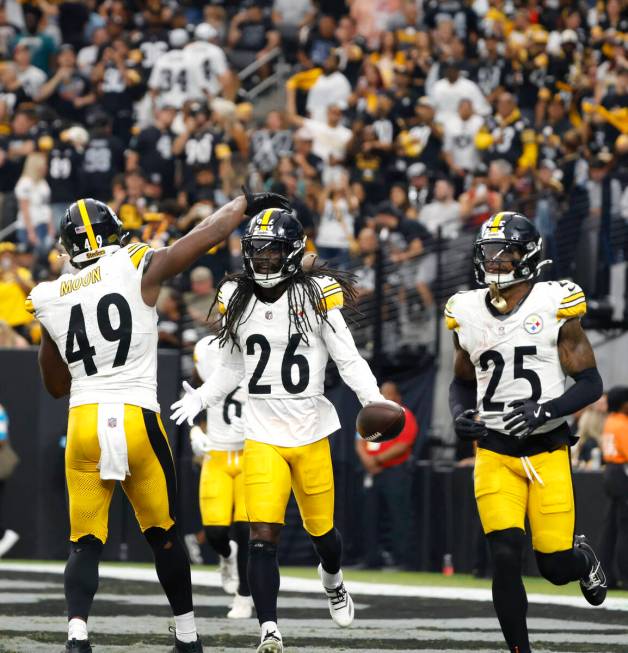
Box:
[192,336,252,619]
[446,212,606,653]
[171,207,386,653]
[26,192,278,653]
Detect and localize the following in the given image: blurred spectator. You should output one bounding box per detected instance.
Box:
[36,44,95,123]
[419,178,461,240]
[429,63,490,125]
[572,395,608,468]
[12,42,46,99]
[0,5,19,62]
[0,403,20,559]
[227,1,280,73]
[355,381,418,568]
[0,242,34,341]
[306,52,351,123]
[298,13,338,69]
[0,319,28,348]
[272,0,315,59]
[183,266,218,334]
[443,98,484,192]
[15,152,54,255]
[406,162,431,214]
[127,100,177,199]
[250,110,293,177]
[14,4,57,75]
[157,287,192,350]
[600,386,628,590]
[291,127,324,182]
[372,201,430,266]
[315,170,356,267]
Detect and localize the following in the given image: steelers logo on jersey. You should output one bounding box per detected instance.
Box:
[523,313,544,334]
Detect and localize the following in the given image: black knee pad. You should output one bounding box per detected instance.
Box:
[144,525,177,551]
[69,534,104,556]
[487,528,525,577]
[535,549,576,586]
[204,525,230,541]
[249,539,277,557]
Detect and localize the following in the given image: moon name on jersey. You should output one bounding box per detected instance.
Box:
[445,280,587,437]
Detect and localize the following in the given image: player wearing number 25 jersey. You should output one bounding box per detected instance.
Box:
[171,208,386,653]
[446,212,606,653]
[26,192,280,653]
[192,336,252,619]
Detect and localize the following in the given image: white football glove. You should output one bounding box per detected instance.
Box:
[190,426,211,457]
[170,381,205,426]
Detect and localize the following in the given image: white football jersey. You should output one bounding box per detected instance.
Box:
[29,244,159,411]
[184,42,228,97]
[148,49,204,108]
[216,275,382,447]
[445,280,587,436]
[194,335,246,451]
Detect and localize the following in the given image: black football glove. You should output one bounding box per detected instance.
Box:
[503,400,555,438]
[242,185,292,216]
[454,409,488,441]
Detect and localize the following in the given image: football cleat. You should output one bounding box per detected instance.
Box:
[227,592,254,619]
[64,639,92,653]
[171,635,203,652]
[318,564,354,627]
[0,529,19,558]
[219,540,239,594]
[256,626,283,653]
[575,534,607,606]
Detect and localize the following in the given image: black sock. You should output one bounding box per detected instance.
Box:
[248,539,279,624]
[310,527,342,575]
[64,535,103,621]
[145,526,193,615]
[204,525,231,558]
[536,547,590,585]
[234,521,250,596]
[487,529,530,653]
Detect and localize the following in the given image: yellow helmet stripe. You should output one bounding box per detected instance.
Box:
[259,208,274,232]
[77,199,99,251]
[489,212,504,232]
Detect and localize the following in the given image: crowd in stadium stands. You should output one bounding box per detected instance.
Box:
[0,0,627,364]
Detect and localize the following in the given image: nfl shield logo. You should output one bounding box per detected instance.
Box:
[108,417,117,428]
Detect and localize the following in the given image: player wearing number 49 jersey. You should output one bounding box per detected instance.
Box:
[26,191,288,653]
[171,208,388,653]
[446,212,606,653]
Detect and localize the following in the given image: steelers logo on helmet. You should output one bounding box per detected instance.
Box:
[60,198,125,268]
[242,208,305,288]
[473,211,551,289]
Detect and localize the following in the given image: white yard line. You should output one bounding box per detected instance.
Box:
[1,561,627,611]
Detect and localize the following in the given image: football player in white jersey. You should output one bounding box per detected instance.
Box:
[445,212,607,653]
[27,190,291,653]
[191,335,252,618]
[171,208,387,653]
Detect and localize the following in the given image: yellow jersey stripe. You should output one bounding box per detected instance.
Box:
[561,291,585,304]
[77,199,98,251]
[259,208,274,232]
[323,288,343,298]
[130,244,149,269]
[127,243,143,255]
[322,282,341,291]
[557,301,587,319]
[559,297,586,309]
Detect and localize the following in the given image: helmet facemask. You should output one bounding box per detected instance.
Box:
[474,238,545,290]
[242,236,305,288]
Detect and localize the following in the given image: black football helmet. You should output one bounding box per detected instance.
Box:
[242,208,305,288]
[473,212,550,289]
[60,198,124,268]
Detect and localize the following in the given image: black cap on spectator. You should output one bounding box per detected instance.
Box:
[607,386,628,413]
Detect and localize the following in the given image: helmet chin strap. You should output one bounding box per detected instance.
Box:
[489,282,509,313]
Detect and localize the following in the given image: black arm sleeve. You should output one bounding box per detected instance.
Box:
[545,367,603,419]
[448,377,477,419]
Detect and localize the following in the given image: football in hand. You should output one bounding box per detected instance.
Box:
[356,401,406,442]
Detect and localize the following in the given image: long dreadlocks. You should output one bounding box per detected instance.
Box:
[208,264,358,349]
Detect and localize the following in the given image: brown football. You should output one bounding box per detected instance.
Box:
[356,401,406,442]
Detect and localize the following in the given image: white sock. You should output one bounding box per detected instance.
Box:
[174,611,197,643]
[321,567,343,589]
[68,618,88,641]
[261,620,280,640]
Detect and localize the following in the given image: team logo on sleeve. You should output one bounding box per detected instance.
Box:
[523,314,543,334]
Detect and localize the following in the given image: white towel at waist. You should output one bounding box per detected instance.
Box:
[97,403,130,481]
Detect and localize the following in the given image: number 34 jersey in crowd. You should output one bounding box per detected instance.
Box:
[194,335,246,451]
[215,275,382,447]
[445,280,587,436]
[27,244,159,411]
